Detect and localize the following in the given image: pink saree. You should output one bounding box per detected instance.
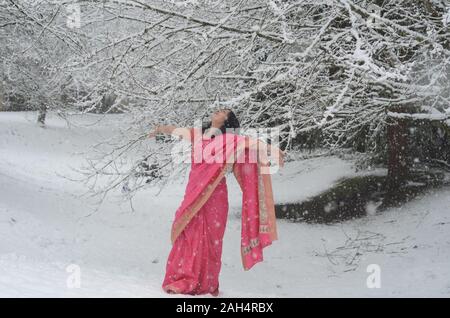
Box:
[162,128,278,296]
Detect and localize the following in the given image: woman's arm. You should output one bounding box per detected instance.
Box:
[245,137,285,167]
[148,125,192,142]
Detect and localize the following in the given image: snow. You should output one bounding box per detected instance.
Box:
[1,111,449,297]
[387,111,449,121]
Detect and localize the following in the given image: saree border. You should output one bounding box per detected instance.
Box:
[239,160,278,270]
[170,135,247,244]
[170,133,278,271]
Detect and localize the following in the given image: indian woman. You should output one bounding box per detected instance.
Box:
[148,109,284,296]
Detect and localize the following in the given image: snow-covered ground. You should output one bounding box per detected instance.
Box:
[0,111,449,297]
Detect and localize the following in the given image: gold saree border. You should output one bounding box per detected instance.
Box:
[232,146,278,270]
[170,135,278,272]
[170,137,247,244]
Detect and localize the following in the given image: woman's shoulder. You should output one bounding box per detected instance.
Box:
[188,127,204,143]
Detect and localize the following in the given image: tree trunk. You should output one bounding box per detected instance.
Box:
[37,105,47,126]
[386,115,409,190]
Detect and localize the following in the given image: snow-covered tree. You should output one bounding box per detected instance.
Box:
[0,0,84,124]
[2,0,448,198]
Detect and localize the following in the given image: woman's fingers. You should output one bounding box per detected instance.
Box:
[278,149,285,167]
[148,125,160,138]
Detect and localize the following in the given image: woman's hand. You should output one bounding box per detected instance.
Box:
[270,145,285,168]
[148,125,160,138]
[148,125,192,142]
[277,148,285,168]
[246,137,285,168]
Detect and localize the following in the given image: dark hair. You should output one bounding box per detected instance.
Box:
[202,109,240,136]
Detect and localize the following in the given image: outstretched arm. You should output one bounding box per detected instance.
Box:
[245,137,285,167]
[148,125,192,142]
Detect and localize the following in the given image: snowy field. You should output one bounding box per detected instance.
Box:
[0,111,449,297]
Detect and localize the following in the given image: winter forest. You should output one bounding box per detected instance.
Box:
[0,0,449,297]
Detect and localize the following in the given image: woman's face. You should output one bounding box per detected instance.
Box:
[211,109,230,127]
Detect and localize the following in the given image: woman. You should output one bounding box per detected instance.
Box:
[148,109,284,296]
